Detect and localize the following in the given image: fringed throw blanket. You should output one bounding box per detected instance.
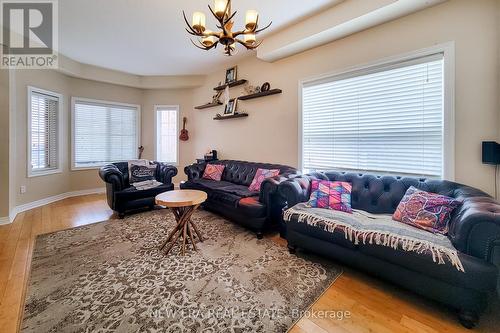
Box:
[284,203,464,272]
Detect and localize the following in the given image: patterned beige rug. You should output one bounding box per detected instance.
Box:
[22,209,342,332]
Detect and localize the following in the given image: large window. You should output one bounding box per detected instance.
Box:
[155,105,179,165]
[72,98,140,169]
[28,87,61,177]
[301,52,450,178]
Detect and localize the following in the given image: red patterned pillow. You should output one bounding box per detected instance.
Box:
[307,180,352,213]
[202,164,225,181]
[392,186,461,234]
[248,168,280,191]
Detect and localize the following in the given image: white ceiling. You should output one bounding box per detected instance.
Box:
[59,0,340,76]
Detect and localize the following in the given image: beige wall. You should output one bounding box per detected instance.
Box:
[13,70,143,205]
[0,69,9,217]
[7,0,500,211]
[188,0,499,196]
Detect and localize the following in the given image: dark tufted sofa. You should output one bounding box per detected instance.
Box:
[180,160,297,238]
[99,161,177,218]
[278,171,500,328]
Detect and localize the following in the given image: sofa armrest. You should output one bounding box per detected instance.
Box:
[449,196,500,262]
[184,162,206,181]
[259,173,298,204]
[155,163,178,185]
[278,173,328,207]
[99,164,125,191]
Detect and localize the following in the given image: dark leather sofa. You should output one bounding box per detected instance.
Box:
[99,162,177,218]
[180,160,296,238]
[278,171,500,328]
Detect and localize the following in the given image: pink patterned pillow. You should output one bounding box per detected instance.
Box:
[248,168,280,192]
[307,180,352,213]
[202,164,225,181]
[392,186,461,234]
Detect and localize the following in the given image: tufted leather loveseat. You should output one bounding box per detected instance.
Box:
[180,160,297,238]
[99,162,177,218]
[278,171,500,328]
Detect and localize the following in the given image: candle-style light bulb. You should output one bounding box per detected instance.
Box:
[244,33,256,45]
[214,0,228,18]
[202,31,216,47]
[192,12,206,33]
[245,10,258,30]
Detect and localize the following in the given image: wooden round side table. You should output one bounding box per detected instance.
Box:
[155,190,207,256]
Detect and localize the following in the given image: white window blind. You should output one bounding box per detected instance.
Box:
[73,99,139,168]
[302,54,444,178]
[156,106,178,164]
[29,89,59,173]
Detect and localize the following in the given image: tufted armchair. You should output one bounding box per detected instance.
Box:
[181,160,297,238]
[278,171,500,328]
[99,161,177,218]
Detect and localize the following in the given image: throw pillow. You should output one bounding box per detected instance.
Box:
[128,160,157,183]
[307,180,352,213]
[392,186,461,234]
[202,164,225,181]
[248,168,280,192]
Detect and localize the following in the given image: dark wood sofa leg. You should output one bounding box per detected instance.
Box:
[458,309,479,329]
[256,231,264,239]
[287,244,297,254]
[118,212,125,219]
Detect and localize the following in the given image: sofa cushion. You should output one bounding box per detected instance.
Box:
[393,186,461,235]
[359,244,498,292]
[308,180,352,213]
[115,184,171,202]
[202,164,225,181]
[237,197,267,218]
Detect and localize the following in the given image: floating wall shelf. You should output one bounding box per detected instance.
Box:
[238,89,283,100]
[213,113,248,120]
[194,102,223,110]
[213,79,248,91]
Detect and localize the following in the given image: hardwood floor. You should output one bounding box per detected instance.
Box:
[0,194,498,332]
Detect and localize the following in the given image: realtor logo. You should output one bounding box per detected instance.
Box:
[1,0,58,68]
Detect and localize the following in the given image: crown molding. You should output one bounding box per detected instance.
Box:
[57,54,206,89]
[257,0,448,62]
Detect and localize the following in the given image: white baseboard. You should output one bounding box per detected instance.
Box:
[6,187,105,224]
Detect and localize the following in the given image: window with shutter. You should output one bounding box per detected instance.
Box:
[72,98,140,169]
[155,105,179,165]
[28,87,61,177]
[301,53,448,178]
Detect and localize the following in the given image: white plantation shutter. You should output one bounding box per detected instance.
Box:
[156,106,178,164]
[302,54,444,178]
[30,90,59,171]
[73,99,139,168]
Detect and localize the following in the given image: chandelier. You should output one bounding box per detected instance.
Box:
[183,0,271,56]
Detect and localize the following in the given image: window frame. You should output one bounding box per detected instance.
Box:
[298,42,455,180]
[27,86,63,178]
[71,96,141,171]
[154,105,180,166]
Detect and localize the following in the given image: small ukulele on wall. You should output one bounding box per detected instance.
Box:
[179,117,189,141]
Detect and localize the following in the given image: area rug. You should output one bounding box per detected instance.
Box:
[21,209,342,332]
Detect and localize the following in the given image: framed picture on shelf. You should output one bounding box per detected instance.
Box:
[225,66,237,84]
[224,98,237,116]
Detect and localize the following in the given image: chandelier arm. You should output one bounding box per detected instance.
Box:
[235,38,262,50]
[232,30,246,38]
[255,21,272,34]
[223,10,238,26]
[183,10,203,36]
[223,0,232,20]
[190,39,219,51]
[185,28,199,36]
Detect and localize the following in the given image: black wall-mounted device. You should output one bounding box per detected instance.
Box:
[482,141,500,165]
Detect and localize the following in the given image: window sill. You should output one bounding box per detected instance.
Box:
[71,166,103,171]
[27,168,62,178]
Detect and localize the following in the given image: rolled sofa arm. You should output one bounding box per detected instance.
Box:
[99,164,125,191]
[184,162,206,181]
[156,162,178,185]
[259,173,298,204]
[449,196,500,262]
